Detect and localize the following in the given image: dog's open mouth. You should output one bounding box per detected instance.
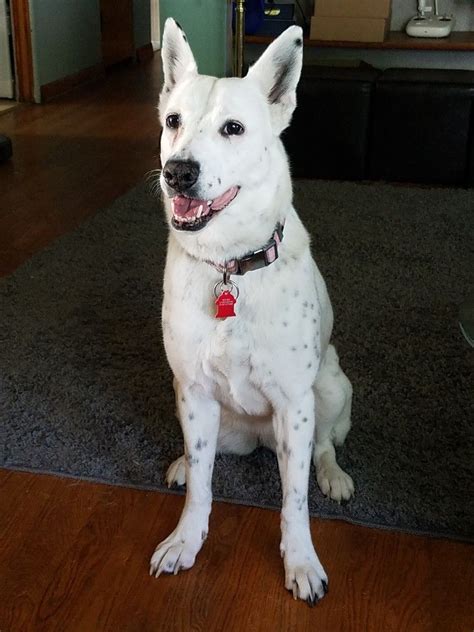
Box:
[171,186,240,231]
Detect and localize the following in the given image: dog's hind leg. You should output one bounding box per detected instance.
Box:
[313,345,354,503]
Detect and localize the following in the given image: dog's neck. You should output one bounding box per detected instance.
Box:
[206,222,284,277]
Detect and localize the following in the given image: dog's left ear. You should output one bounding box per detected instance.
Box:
[246,26,303,135]
[160,18,198,109]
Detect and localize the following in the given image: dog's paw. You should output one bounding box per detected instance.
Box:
[317,463,354,503]
[283,553,329,606]
[166,455,186,488]
[150,529,204,578]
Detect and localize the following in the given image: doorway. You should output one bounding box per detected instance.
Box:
[100,0,134,68]
[0,0,15,103]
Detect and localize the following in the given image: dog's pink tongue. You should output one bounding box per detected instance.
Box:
[172,196,205,218]
[211,186,239,211]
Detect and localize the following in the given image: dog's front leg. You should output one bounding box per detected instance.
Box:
[274,389,329,605]
[150,384,220,577]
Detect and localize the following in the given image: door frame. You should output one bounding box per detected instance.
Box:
[10,0,34,102]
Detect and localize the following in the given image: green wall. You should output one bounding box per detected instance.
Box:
[159,0,232,77]
[28,0,152,102]
[133,0,152,49]
[28,0,102,91]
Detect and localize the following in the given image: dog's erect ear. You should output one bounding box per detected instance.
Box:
[246,25,303,135]
[160,18,197,103]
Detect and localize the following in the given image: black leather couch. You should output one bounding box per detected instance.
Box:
[283,65,474,187]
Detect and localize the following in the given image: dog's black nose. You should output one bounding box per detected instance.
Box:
[163,159,200,193]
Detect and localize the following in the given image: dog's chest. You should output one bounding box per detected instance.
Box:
[205,308,294,415]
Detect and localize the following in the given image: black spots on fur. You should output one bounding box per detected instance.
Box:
[303,301,309,308]
[307,363,312,370]
[308,439,314,450]
[302,417,308,423]
[181,396,186,403]
[300,460,305,470]
[195,438,208,450]
[181,537,186,544]
[201,530,208,542]
[313,318,317,324]
[296,494,307,512]
[310,303,315,310]
[294,290,300,298]
[189,412,195,421]
[207,182,213,188]
[293,424,300,431]
[167,561,174,570]
[295,37,302,47]
[277,450,283,461]
[164,86,170,94]
[186,453,199,466]
[218,177,221,185]
[291,346,297,352]
[282,321,288,327]
[265,146,268,152]
[304,344,308,349]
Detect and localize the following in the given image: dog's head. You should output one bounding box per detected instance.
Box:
[158,18,303,261]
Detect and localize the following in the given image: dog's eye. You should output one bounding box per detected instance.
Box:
[221,120,244,137]
[166,114,181,130]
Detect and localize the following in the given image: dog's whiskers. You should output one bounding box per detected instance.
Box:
[146,168,163,197]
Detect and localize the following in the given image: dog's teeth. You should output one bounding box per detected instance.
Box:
[207,200,212,206]
[197,205,203,218]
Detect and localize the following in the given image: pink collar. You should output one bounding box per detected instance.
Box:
[208,222,284,277]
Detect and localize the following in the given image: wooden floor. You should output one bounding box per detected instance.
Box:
[1,56,473,632]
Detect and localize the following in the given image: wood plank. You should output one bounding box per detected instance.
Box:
[0,470,472,631]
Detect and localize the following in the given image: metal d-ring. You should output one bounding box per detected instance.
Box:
[213,277,239,299]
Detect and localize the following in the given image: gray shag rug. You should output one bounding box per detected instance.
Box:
[1,180,473,542]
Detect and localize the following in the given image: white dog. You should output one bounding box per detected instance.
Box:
[150,18,354,605]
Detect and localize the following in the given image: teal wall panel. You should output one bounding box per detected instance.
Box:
[159,0,232,77]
